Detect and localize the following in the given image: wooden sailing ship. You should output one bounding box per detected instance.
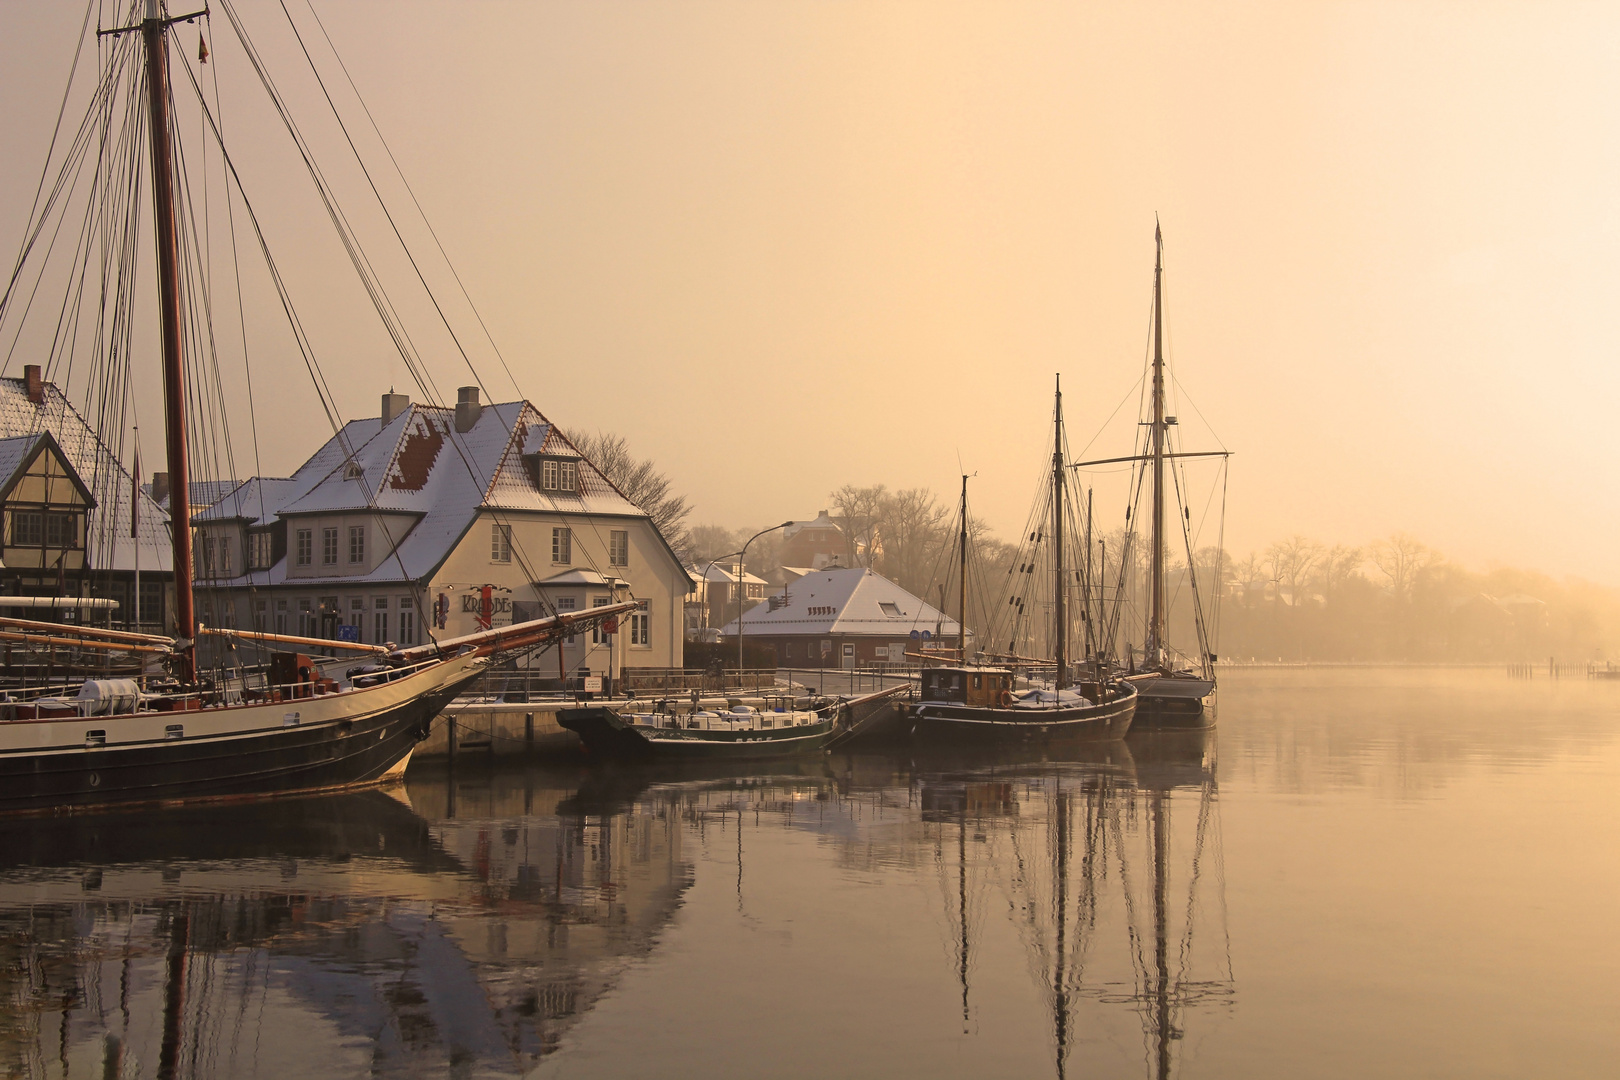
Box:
[1075,225,1229,727]
[0,1,636,813]
[902,380,1137,744]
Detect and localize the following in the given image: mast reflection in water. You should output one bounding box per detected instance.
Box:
[891,731,1234,1080]
[0,741,1231,1079]
[0,781,694,1077]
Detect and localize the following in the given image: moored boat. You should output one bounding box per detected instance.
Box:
[560,695,840,760]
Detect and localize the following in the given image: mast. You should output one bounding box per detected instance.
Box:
[1052,377,1067,690]
[957,475,968,663]
[142,0,196,681]
[1147,221,1166,672]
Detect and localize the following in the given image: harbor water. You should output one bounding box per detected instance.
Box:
[0,666,1615,1078]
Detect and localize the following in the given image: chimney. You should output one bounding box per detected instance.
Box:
[23,364,43,404]
[454,385,481,433]
[381,390,410,428]
[151,471,170,506]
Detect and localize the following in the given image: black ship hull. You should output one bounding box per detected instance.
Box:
[0,657,487,816]
[559,706,838,760]
[1127,674,1215,729]
[903,683,1137,744]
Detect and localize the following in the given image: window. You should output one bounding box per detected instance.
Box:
[275,599,288,635]
[216,537,232,576]
[44,512,75,548]
[298,598,314,637]
[532,455,580,494]
[374,597,389,645]
[556,595,577,643]
[609,530,629,567]
[747,583,764,599]
[552,527,571,565]
[591,596,609,644]
[629,611,650,647]
[348,525,365,564]
[10,511,41,546]
[254,599,267,630]
[248,531,274,570]
[321,528,338,565]
[492,523,512,563]
[398,596,417,645]
[879,602,902,618]
[295,529,312,566]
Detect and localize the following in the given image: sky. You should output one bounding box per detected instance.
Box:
[3,1,1618,582]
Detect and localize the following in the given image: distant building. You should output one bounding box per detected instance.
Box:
[719,566,962,668]
[780,510,851,572]
[191,388,691,684]
[685,562,768,641]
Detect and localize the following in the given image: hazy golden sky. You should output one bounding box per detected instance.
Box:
[5,2,1618,581]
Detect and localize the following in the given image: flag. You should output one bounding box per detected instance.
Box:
[199,35,209,64]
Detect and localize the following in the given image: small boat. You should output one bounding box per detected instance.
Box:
[903,381,1138,745]
[560,695,841,760]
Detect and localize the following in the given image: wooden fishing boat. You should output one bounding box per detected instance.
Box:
[1075,224,1228,728]
[902,380,1137,745]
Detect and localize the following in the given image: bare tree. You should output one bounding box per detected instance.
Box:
[686,524,742,566]
[871,487,950,596]
[1316,544,1365,596]
[563,429,693,555]
[1371,532,1438,601]
[830,484,887,568]
[1265,535,1323,606]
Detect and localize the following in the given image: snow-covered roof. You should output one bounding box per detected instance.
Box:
[198,400,681,587]
[719,567,960,638]
[687,562,767,587]
[0,376,172,572]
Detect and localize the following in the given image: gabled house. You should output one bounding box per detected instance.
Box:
[0,367,173,630]
[193,388,691,683]
[719,566,962,668]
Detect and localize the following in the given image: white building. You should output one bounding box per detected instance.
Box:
[192,389,690,684]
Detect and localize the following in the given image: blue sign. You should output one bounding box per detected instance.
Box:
[336,624,360,643]
[909,630,921,640]
[921,630,932,640]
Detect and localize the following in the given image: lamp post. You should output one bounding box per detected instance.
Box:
[700,550,744,634]
[737,521,793,678]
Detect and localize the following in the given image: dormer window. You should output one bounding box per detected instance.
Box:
[526,454,580,495]
[343,461,364,480]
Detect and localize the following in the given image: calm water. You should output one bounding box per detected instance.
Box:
[2,667,1617,1079]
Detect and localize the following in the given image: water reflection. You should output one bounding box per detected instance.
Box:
[0,739,1233,1079]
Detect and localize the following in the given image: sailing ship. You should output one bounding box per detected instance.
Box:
[0,2,636,813]
[1076,225,1229,728]
[902,381,1137,744]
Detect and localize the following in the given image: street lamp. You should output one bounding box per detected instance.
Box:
[737,521,793,675]
[700,550,744,635]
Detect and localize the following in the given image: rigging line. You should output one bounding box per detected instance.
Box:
[206,9,271,591]
[300,0,523,401]
[212,1,434,431]
[0,0,98,342]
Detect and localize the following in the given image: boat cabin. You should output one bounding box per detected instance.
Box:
[920,665,1014,707]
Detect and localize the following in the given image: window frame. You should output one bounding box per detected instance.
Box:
[321,527,338,566]
[609,529,629,568]
[492,522,512,563]
[295,528,312,567]
[552,526,572,565]
[348,524,366,564]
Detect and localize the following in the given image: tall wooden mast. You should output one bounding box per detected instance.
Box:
[1147,221,1166,672]
[957,474,968,663]
[142,0,196,681]
[1052,376,1067,690]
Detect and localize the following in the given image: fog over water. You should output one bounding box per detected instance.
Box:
[2,2,1617,581]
